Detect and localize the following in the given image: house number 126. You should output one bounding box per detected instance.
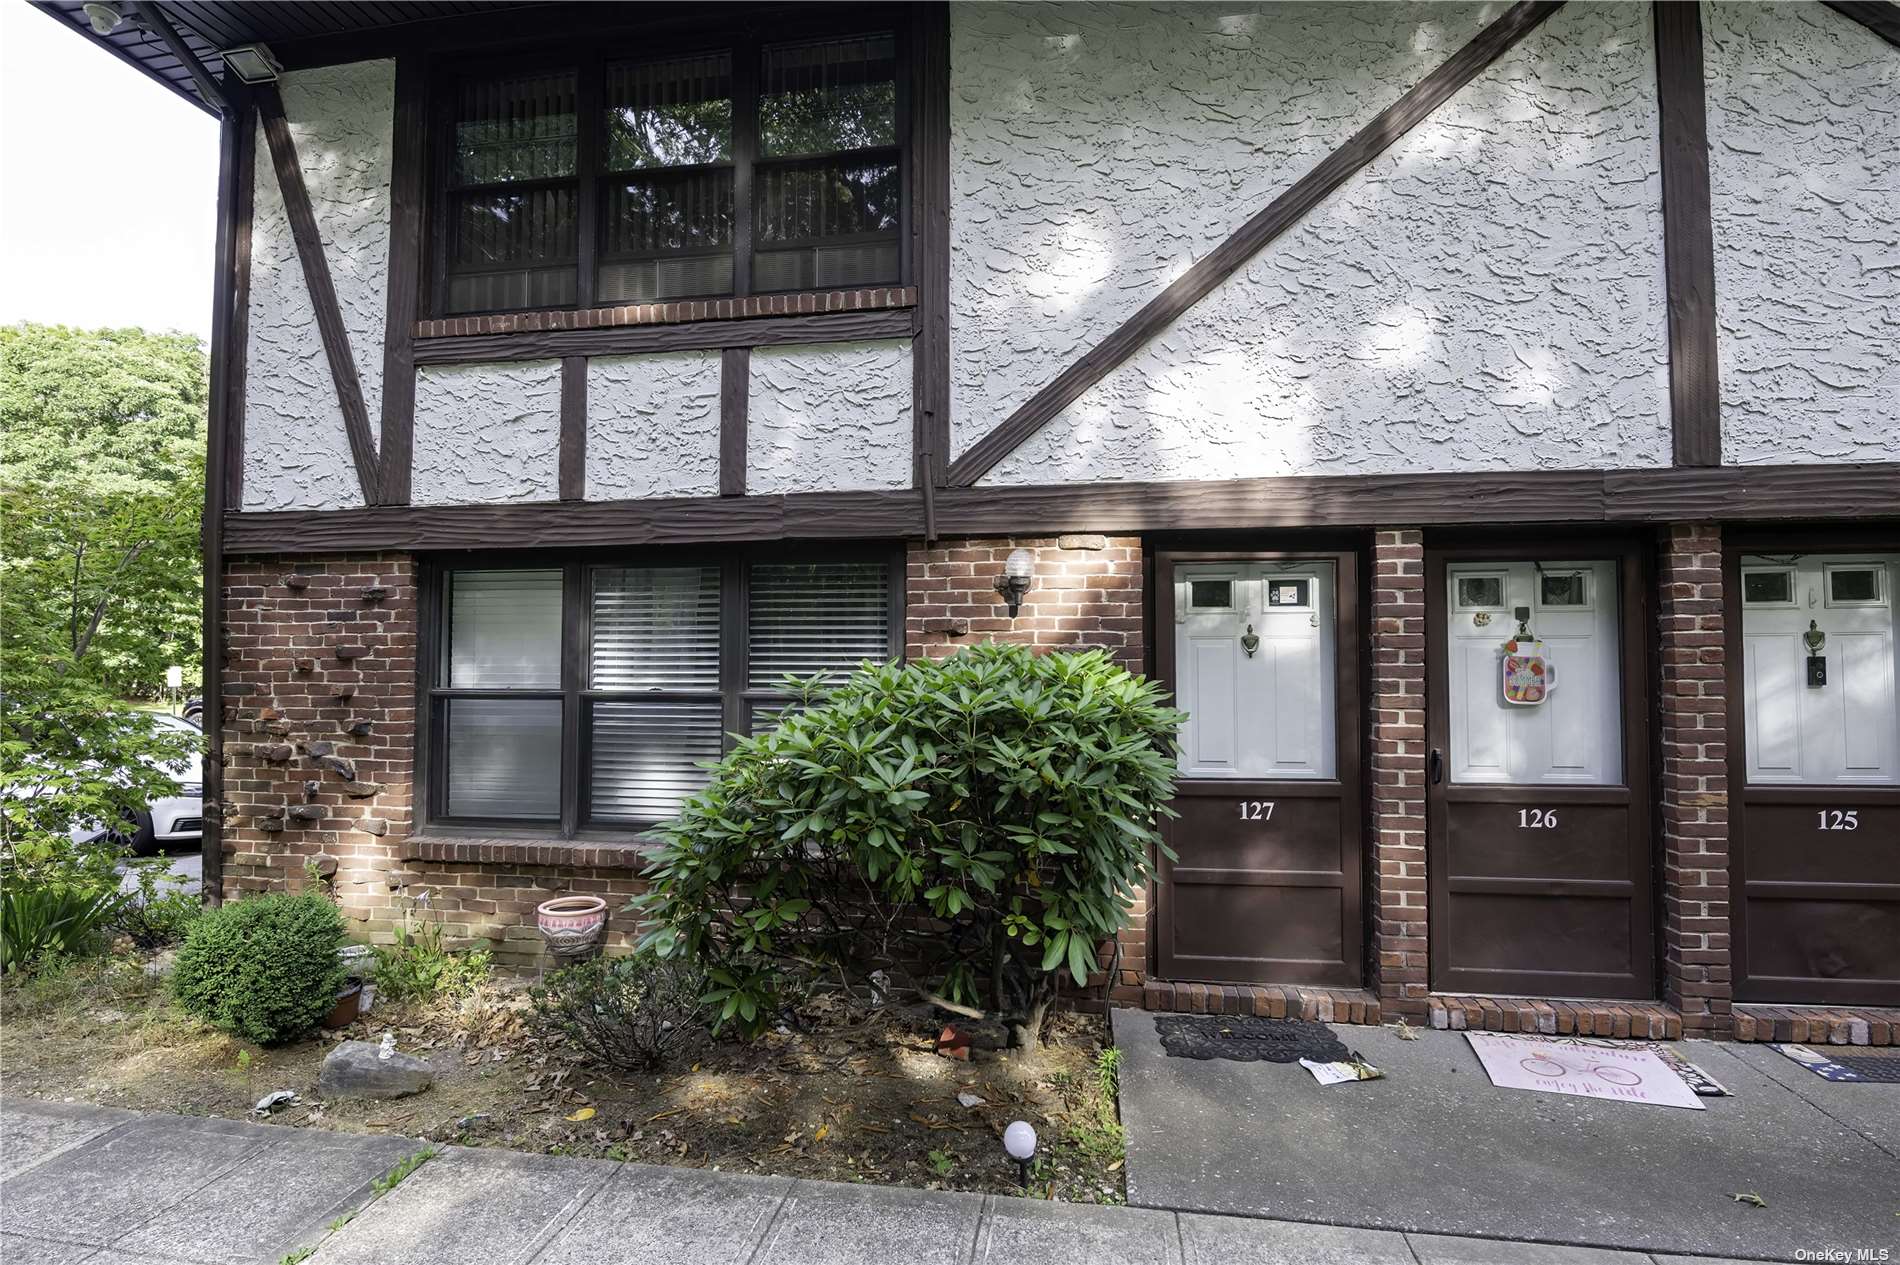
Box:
[1816,809,1859,831]
[1239,801,1276,821]
[1518,809,1558,829]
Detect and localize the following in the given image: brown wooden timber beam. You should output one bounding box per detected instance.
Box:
[410,308,914,366]
[910,1,952,494]
[720,348,749,497]
[559,357,587,501]
[1654,1,1722,467]
[222,87,254,511]
[378,52,427,505]
[943,0,1566,488]
[256,85,382,506]
[128,2,233,114]
[1821,0,1900,49]
[223,464,1900,556]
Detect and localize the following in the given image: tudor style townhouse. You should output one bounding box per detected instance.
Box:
[45,0,1899,1045]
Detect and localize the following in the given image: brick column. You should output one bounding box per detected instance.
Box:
[1657,523,1733,1037]
[1369,530,1430,1022]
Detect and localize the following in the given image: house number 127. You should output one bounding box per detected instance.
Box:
[1238,801,1276,821]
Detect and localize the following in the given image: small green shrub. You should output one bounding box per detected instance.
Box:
[531,954,708,1071]
[115,879,203,950]
[0,879,125,973]
[170,892,346,1044]
[371,917,491,1004]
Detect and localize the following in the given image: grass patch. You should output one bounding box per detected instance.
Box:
[372,1146,439,1195]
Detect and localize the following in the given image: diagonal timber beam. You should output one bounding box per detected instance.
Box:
[944,0,1566,488]
[1820,0,1900,49]
[256,84,383,506]
[128,2,232,114]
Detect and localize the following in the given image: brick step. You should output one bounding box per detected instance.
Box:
[1733,1004,1898,1046]
[1139,980,1381,1026]
[1429,994,1681,1040]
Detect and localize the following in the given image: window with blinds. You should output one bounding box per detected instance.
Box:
[431,24,905,317]
[426,552,898,834]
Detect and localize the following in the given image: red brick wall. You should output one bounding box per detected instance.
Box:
[906,535,1145,674]
[1368,530,1430,1022]
[219,555,645,963]
[1657,523,1733,1037]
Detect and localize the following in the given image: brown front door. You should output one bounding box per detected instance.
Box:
[1728,533,1900,1006]
[1153,550,1363,987]
[1426,537,1654,999]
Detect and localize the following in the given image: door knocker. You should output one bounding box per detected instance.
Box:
[1240,624,1260,658]
[1804,620,1827,688]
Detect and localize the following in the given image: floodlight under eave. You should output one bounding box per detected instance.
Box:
[219,42,281,84]
[83,3,124,35]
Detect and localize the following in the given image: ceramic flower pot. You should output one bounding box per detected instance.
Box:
[322,982,364,1029]
[536,894,608,961]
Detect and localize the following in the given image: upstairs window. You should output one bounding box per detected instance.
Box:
[435,27,906,316]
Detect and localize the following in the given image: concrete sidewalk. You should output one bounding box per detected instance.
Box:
[1,1095,1793,1265]
[1112,1009,1900,1265]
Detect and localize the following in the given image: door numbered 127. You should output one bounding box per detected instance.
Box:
[1238,801,1276,821]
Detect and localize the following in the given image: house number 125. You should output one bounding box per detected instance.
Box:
[1238,801,1276,821]
[1518,809,1558,829]
[1817,809,1859,831]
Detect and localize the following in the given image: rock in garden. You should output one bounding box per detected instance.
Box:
[318,1040,434,1099]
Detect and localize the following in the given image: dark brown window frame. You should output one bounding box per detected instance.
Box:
[424,9,915,320]
[416,543,906,841]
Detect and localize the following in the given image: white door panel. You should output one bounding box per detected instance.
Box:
[1176,562,1335,781]
[1741,555,1899,786]
[1446,561,1621,787]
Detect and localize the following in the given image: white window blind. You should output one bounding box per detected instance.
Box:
[590,700,725,822]
[591,566,721,690]
[445,698,561,819]
[747,560,889,688]
[448,570,563,689]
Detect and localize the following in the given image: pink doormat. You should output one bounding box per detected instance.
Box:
[1465,1032,1705,1110]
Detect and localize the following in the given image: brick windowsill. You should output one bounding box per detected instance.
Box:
[415,286,917,340]
[401,833,658,872]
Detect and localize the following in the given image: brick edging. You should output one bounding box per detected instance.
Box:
[1429,995,1682,1040]
[1733,1004,1897,1046]
[415,286,917,339]
[1141,980,1382,1026]
[401,836,655,872]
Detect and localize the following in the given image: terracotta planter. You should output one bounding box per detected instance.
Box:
[322,982,364,1029]
[536,895,608,961]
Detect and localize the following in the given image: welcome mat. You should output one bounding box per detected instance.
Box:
[1465,1032,1705,1110]
[1154,1015,1351,1064]
[1771,1044,1900,1083]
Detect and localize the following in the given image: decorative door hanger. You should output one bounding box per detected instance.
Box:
[1500,637,1554,706]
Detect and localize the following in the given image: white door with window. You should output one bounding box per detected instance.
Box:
[1444,561,1621,786]
[1740,556,1900,786]
[1174,562,1336,781]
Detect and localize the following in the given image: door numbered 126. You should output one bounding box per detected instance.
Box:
[1518,808,1559,829]
[1237,801,1276,821]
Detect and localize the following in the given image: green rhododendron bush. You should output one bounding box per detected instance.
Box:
[633,643,1184,1047]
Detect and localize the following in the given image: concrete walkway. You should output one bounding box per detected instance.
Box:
[1,1095,1823,1265]
[1112,1009,1900,1265]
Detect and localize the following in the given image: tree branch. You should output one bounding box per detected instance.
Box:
[69,540,150,666]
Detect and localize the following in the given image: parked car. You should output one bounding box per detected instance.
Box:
[119,711,204,855]
[182,696,203,724]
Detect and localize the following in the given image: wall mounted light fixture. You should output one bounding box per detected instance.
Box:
[994,549,1034,617]
[219,42,282,83]
[83,2,124,35]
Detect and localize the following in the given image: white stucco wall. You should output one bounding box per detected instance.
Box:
[1706,1,1900,466]
[412,361,562,504]
[748,341,913,494]
[586,352,723,500]
[964,2,1673,485]
[241,61,395,510]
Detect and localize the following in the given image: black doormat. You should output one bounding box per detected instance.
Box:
[1154,1014,1351,1064]
[1833,1054,1900,1083]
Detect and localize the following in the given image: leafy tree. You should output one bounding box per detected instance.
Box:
[1,323,206,696]
[633,644,1184,1048]
[0,324,205,925]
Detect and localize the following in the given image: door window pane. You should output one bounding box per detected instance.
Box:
[1742,569,1793,605]
[1455,575,1504,610]
[446,698,561,819]
[748,560,890,687]
[590,566,722,690]
[1827,566,1883,606]
[1266,578,1312,609]
[1188,579,1233,610]
[1538,571,1589,608]
[447,570,563,689]
[590,700,724,822]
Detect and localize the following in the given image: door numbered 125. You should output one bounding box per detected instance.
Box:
[1816,809,1860,831]
[1238,801,1276,821]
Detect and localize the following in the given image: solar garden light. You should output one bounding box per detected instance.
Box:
[1003,1119,1037,1187]
[994,549,1035,617]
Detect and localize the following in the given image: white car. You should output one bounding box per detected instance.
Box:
[123,711,204,854]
